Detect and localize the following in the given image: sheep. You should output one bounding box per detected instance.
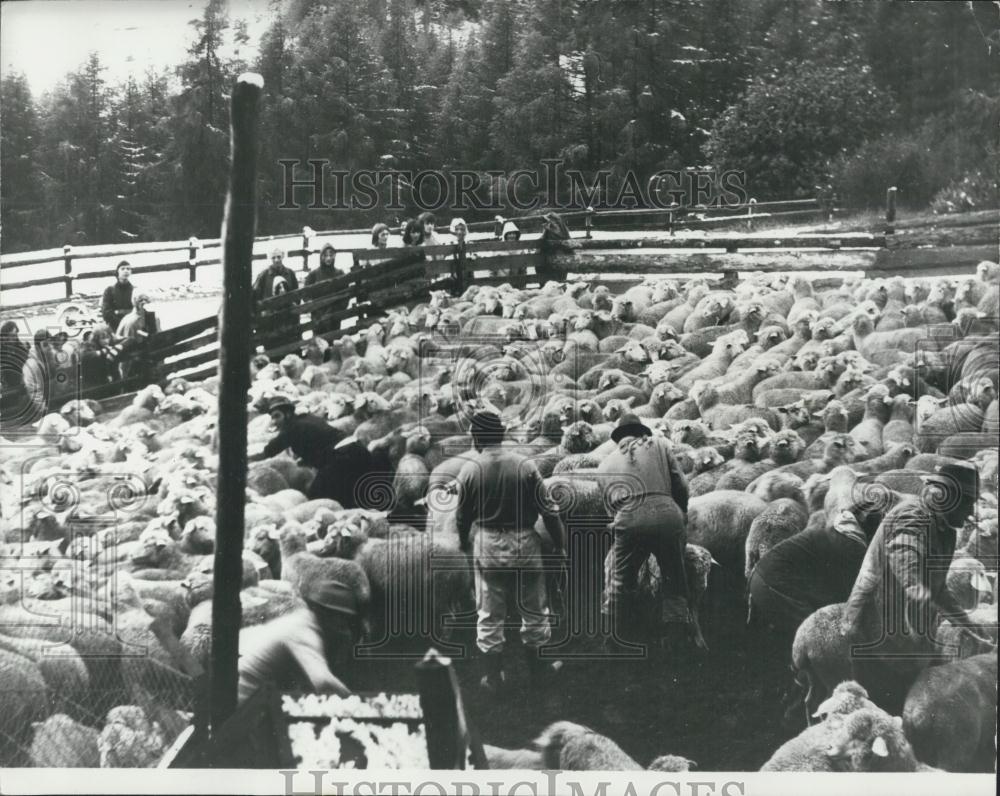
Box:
[0,648,51,765]
[820,707,924,772]
[29,713,101,768]
[691,381,781,433]
[276,524,371,618]
[621,543,717,650]
[743,497,810,579]
[483,744,546,770]
[534,721,644,770]
[747,471,807,504]
[321,518,472,648]
[788,603,852,719]
[848,385,893,458]
[686,490,768,573]
[674,331,747,393]
[97,705,171,768]
[902,652,997,772]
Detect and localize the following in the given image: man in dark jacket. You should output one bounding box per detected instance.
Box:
[841,462,991,713]
[747,508,868,655]
[249,396,379,509]
[303,243,345,335]
[101,261,134,330]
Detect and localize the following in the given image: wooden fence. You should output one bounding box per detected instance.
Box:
[0,196,839,303]
[5,190,996,406]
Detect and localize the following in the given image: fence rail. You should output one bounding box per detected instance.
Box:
[4,187,994,405]
[1,196,842,300]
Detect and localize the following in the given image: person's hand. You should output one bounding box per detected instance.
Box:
[905,584,932,609]
[959,624,994,648]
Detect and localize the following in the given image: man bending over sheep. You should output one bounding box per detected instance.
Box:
[455,411,567,692]
[237,578,361,704]
[841,462,993,714]
[596,413,693,653]
[249,395,379,509]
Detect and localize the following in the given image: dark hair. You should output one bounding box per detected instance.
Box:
[371,223,390,247]
[416,211,436,227]
[1,321,18,336]
[403,218,424,246]
[116,260,131,274]
[33,328,51,357]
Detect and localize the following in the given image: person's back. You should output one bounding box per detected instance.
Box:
[754,521,867,609]
[596,434,688,511]
[262,411,342,468]
[457,446,546,531]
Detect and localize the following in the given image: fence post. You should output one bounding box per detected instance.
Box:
[454,242,466,296]
[667,207,674,237]
[301,226,314,273]
[188,236,200,282]
[747,198,756,232]
[885,187,897,235]
[585,206,594,240]
[416,648,465,769]
[62,244,73,298]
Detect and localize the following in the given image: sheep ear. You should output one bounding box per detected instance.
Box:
[871,736,889,757]
[825,744,842,758]
[813,696,836,718]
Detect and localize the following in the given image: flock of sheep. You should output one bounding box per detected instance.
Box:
[0,258,997,771]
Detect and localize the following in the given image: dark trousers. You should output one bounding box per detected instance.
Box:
[604,496,689,639]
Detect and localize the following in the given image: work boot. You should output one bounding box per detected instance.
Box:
[523,647,563,688]
[478,652,506,695]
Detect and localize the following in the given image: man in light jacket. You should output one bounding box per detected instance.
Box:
[841,462,992,714]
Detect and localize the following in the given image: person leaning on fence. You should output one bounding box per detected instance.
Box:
[371,223,390,249]
[1,321,33,428]
[417,211,445,247]
[79,325,123,391]
[449,217,468,245]
[253,247,300,354]
[116,292,161,382]
[304,243,344,336]
[22,329,56,420]
[596,413,694,654]
[101,260,134,330]
[540,212,570,242]
[237,576,362,705]
[455,410,566,693]
[401,218,423,246]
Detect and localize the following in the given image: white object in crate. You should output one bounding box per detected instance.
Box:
[282,692,422,719]
[284,693,428,769]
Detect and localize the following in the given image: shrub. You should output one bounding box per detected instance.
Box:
[705,60,891,200]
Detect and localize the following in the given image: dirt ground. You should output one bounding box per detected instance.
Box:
[347,574,791,771]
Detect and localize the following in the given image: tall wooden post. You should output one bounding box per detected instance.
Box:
[885,186,897,235]
[585,206,594,239]
[416,648,466,769]
[454,241,466,296]
[210,72,263,734]
[747,198,756,232]
[63,244,73,298]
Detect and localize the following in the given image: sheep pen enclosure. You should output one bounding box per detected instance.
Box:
[1,204,998,772]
